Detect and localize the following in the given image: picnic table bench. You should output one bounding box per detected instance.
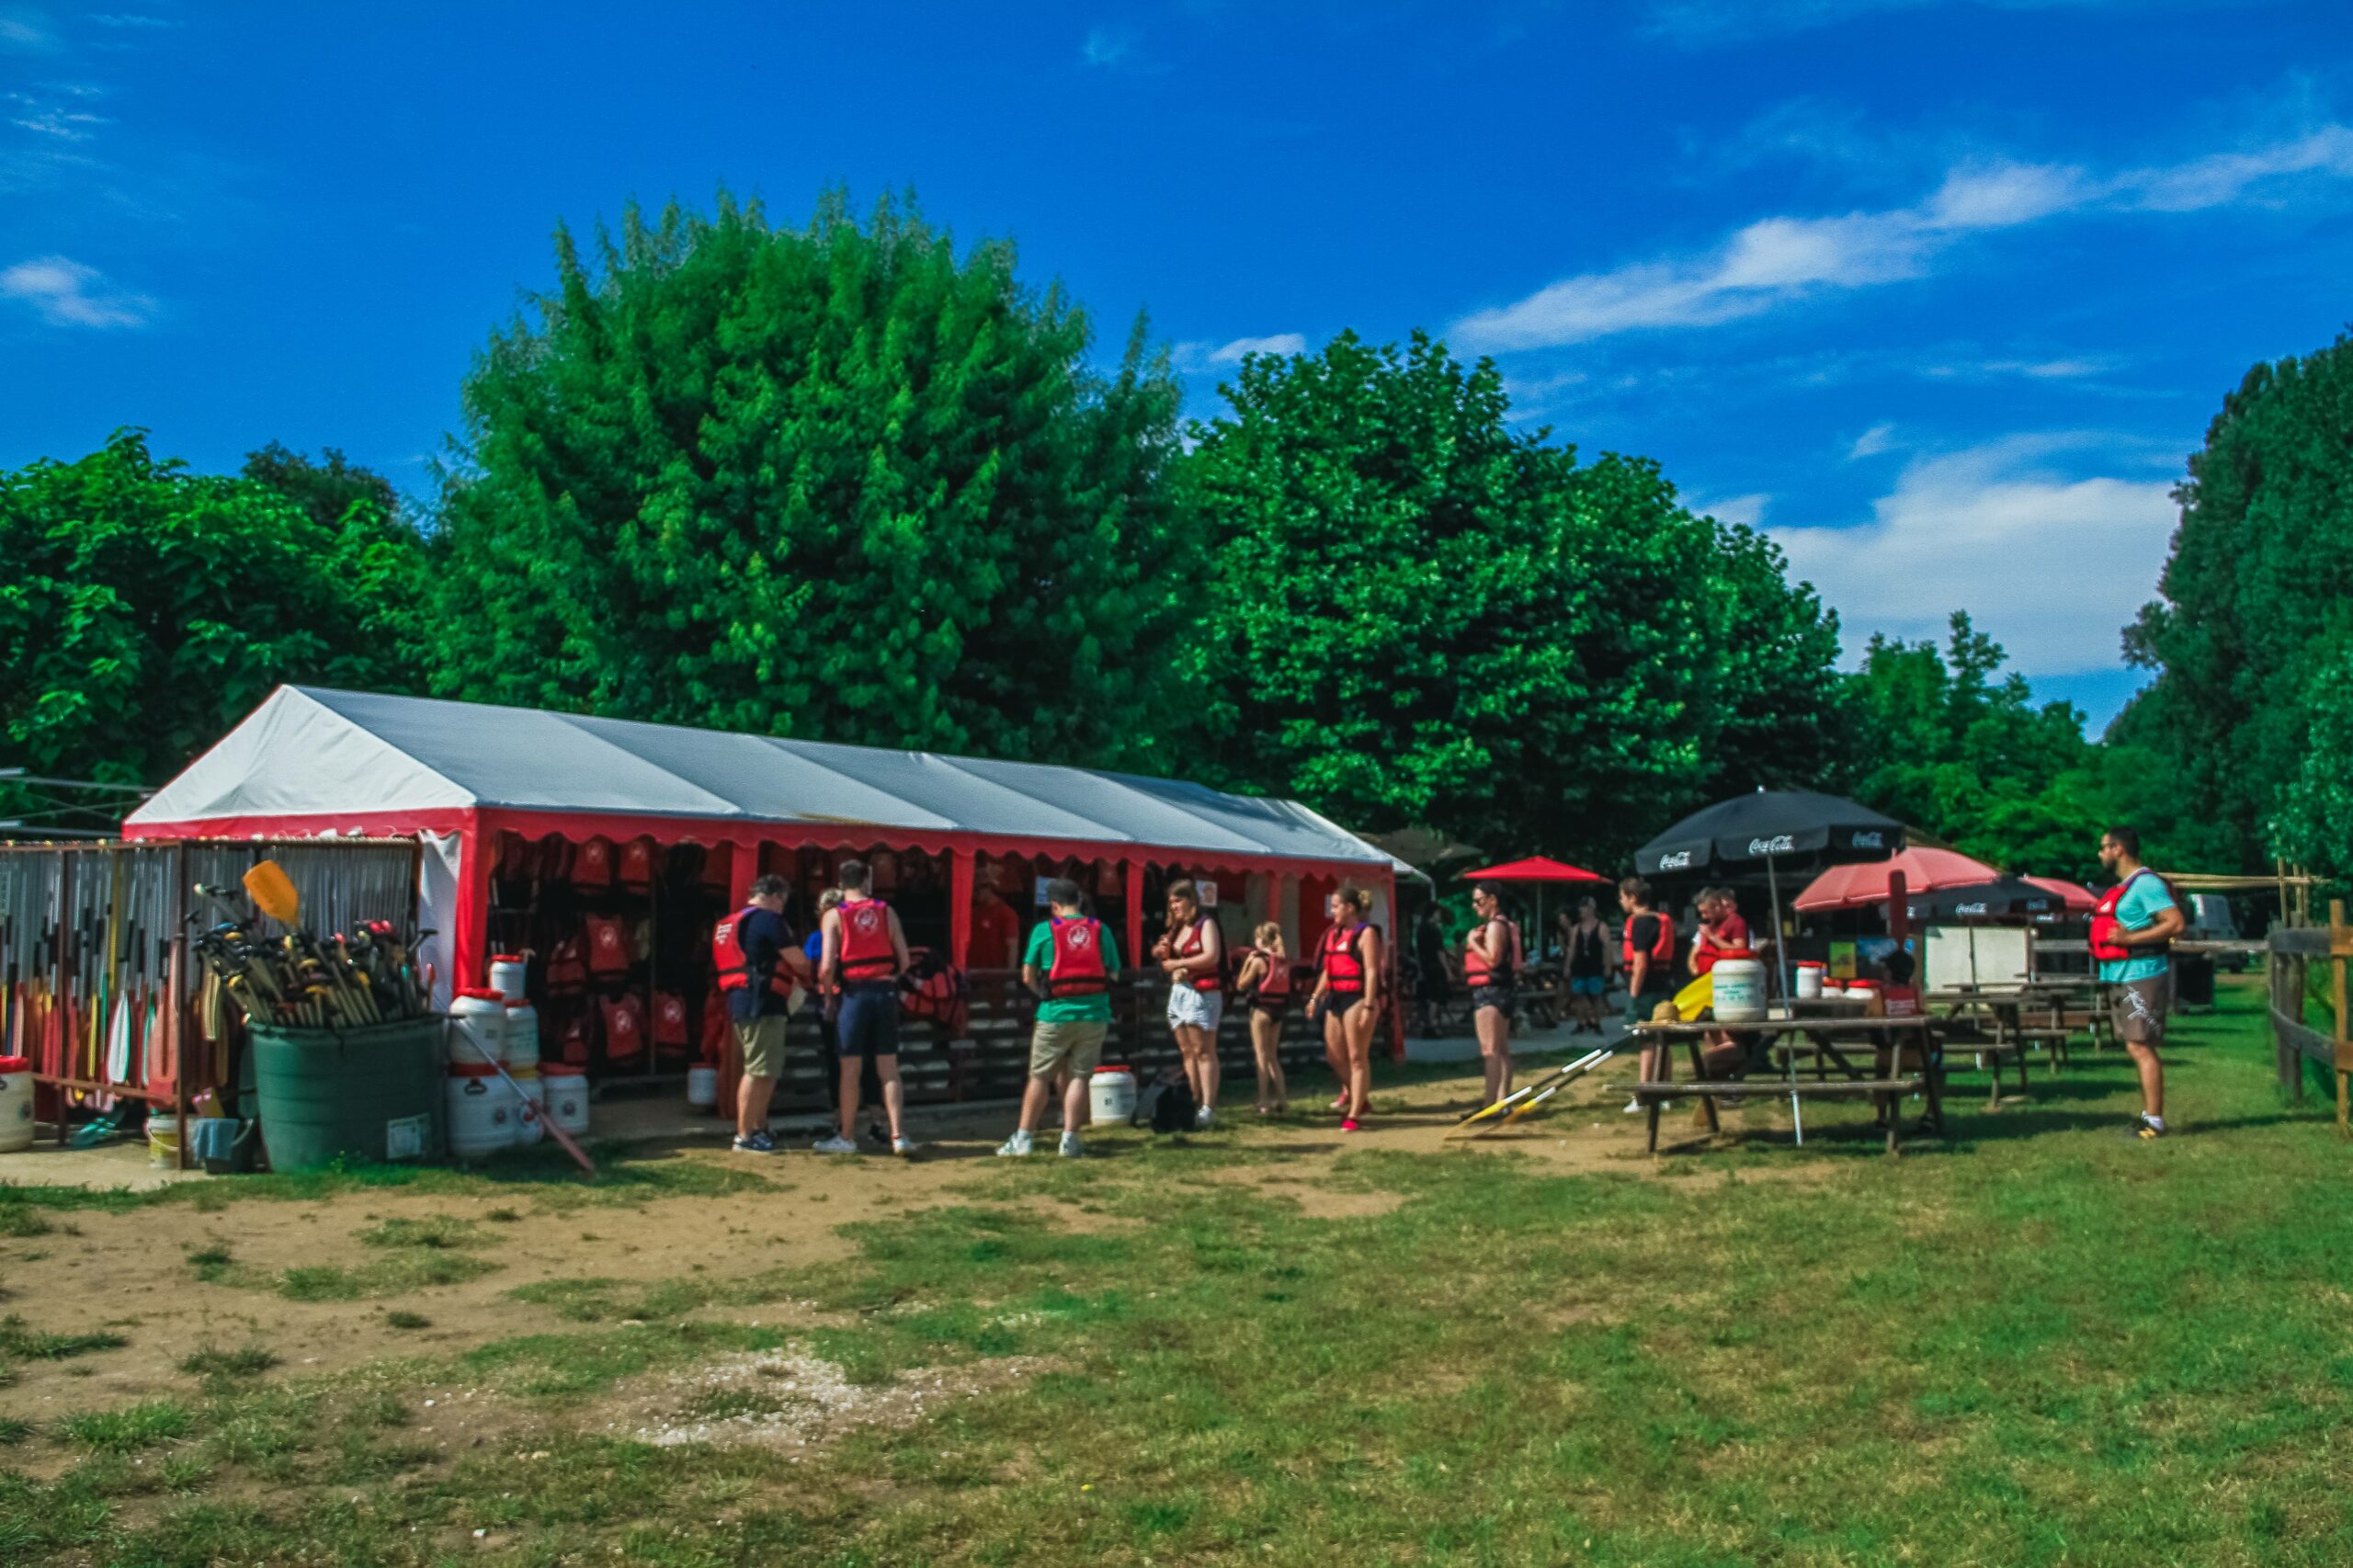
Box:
[1630,1015,1947,1156]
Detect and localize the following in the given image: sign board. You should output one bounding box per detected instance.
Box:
[1924,926,2032,992]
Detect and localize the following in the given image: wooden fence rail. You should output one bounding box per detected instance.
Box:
[2267,900,2353,1137]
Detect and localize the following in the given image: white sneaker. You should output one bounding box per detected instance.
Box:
[1194,1104,1214,1130]
[996,1130,1034,1157]
[813,1134,858,1154]
[1622,1097,1644,1115]
[892,1136,919,1158]
[1059,1132,1084,1158]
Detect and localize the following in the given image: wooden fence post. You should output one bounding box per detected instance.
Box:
[2334,899,2350,1140]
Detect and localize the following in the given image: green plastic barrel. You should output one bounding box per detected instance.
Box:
[248,1017,445,1171]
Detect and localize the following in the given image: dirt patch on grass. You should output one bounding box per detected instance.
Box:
[598,1347,1044,1455]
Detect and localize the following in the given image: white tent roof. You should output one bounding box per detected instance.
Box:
[131,687,1412,873]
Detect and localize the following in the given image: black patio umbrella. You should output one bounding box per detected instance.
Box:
[1899,877,2069,926]
[1633,789,1906,994]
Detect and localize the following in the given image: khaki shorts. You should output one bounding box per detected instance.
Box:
[733,1015,790,1079]
[1029,1019,1108,1079]
[2111,976,2169,1046]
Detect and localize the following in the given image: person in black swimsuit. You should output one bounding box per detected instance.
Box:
[1562,896,1610,1035]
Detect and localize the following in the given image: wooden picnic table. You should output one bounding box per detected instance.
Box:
[1628,1015,1946,1155]
[1927,982,2111,1073]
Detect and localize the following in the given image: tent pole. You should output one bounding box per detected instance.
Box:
[1767,853,1790,1001]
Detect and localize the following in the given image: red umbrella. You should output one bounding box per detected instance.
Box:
[2019,875,2097,915]
[1792,846,2001,913]
[1460,856,1609,882]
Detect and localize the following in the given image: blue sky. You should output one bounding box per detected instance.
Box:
[6,1,2349,731]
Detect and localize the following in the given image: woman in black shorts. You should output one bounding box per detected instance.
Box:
[1308,886,1383,1132]
[1461,881,1523,1109]
[1233,922,1292,1114]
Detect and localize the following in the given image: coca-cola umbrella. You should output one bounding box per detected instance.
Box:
[2019,876,2097,915]
[1902,877,2078,925]
[1633,789,1906,995]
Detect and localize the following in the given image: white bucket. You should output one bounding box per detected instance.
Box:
[504,1002,540,1070]
[1711,954,1768,1024]
[446,1064,516,1157]
[512,1067,545,1145]
[541,1067,590,1138]
[0,1059,32,1154]
[147,1115,181,1169]
[686,1065,719,1109]
[448,989,508,1067]
[1794,962,1824,1001]
[1089,1066,1137,1126]
[489,954,529,1004]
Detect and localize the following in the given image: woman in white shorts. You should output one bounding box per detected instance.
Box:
[1155,879,1224,1128]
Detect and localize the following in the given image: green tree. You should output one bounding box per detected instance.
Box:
[1176,330,1842,858]
[1840,613,2113,877]
[429,190,1191,768]
[2120,331,2353,870]
[242,442,404,534]
[0,431,425,819]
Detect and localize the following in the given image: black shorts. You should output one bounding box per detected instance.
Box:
[1472,983,1517,1014]
[1250,995,1290,1018]
[836,983,901,1059]
[1325,990,1363,1017]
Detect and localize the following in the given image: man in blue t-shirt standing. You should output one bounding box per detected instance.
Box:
[2095,825,2186,1141]
[998,879,1121,1159]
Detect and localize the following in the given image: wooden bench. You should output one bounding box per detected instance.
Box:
[1633,1077,1931,1155]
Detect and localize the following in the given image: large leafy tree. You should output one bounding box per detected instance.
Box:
[430,190,1191,768]
[1840,613,2114,878]
[2119,331,2353,870]
[0,431,425,823]
[1176,330,1842,858]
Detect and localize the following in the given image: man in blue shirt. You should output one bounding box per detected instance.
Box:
[2095,825,2186,1140]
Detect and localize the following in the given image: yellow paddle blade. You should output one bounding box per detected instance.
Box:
[1672,971,1713,1022]
[243,860,301,926]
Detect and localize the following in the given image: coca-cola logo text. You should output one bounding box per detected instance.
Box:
[1747,835,1796,855]
[1658,850,1693,870]
[1851,831,1884,849]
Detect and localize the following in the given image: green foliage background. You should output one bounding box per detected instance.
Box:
[6,190,2339,874]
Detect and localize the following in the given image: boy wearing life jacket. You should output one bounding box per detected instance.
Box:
[2094,824,2185,1140]
[818,858,917,1156]
[998,878,1122,1158]
[710,874,811,1154]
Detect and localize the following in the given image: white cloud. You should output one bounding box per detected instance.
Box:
[89,13,179,26]
[1769,434,2177,675]
[1847,422,1898,460]
[1207,333,1304,363]
[0,6,57,53]
[0,254,152,326]
[1688,493,1769,528]
[1457,116,2353,351]
[1080,26,1136,67]
[1643,0,2240,47]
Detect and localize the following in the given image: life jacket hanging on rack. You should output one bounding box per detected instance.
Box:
[835,897,898,983]
[1462,917,1523,987]
[712,907,793,999]
[1044,915,1110,997]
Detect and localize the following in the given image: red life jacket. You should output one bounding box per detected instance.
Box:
[1173,915,1221,993]
[2090,869,2164,963]
[835,897,899,983]
[712,907,793,999]
[1249,949,1295,1001]
[585,915,631,976]
[1623,912,1675,970]
[1462,917,1523,987]
[653,991,690,1048]
[572,836,613,889]
[1044,915,1110,997]
[600,994,644,1061]
[619,837,655,892]
[1320,921,1374,994]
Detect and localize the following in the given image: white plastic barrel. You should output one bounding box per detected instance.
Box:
[1089,1066,1137,1127]
[489,954,529,1003]
[0,1056,34,1153]
[445,1063,515,1156]
[1794,961,1824,1000]
[504,1002,540,1070]
[448,989,508,1068]
[1711,951,1768,1024]
[1847,977,1886,1017]
[686,1065,719,1109]
[541,1066,590,1138]
[511,1067,545,1145]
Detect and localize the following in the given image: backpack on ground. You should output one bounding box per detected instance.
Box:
[1134,1066,1197,1133]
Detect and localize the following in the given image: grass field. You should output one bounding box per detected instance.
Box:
[6,976,2353,1565]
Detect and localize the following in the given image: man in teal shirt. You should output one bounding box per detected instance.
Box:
[2096,825,2186,1140]
[998,880,1121,1158]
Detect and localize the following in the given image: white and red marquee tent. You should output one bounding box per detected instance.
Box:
[124,687,1408,1003]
